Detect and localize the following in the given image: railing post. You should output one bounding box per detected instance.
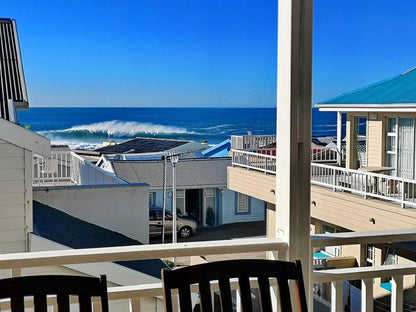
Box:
[11,267,21,277]
[130,298,142,312]
[361,278,373,312]
[391,275,403,312]
[331,281,343,312]
[401,179,405,208]
[332,168,336,191]
[364,175,368,199]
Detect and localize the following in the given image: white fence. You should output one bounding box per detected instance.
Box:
[231,150,416,208]
[311,163,416,208]
[33,151,125,186]
[231,150,276,174]
[231,135,276,150]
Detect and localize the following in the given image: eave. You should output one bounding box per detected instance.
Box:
[316,103,416,113]
[0,118,50,156]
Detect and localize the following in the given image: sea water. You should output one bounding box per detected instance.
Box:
[18,107,338,149]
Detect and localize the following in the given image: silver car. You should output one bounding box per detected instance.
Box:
[149,208,197,239]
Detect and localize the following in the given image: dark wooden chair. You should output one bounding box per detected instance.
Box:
[0,274,109,312]
[162,259,308,312]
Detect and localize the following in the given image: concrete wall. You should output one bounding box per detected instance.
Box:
[0,140,31,253]
[34,184,149,244]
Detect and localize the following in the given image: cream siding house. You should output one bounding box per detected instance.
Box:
[0,18,51,254]
[227,67,416,300]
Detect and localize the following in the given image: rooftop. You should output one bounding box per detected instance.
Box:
[95,137,191,154]
[317,67,416,109]
[111,157,230,188]
[33,201,167,279]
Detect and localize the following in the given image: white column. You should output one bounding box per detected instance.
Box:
[276,0,312,306]
[331,281,343,312]
[361,278,373,312]
[391,275,403,312]
[337,112,342,166]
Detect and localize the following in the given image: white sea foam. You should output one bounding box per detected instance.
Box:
[53,120,190,136]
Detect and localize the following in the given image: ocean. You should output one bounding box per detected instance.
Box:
[17,107,338,150]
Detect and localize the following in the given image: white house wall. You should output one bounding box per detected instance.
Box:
[33,184,149,244]
[220,189,265,224]
[0,139,28,253]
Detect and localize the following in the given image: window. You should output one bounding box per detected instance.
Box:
[237,193,249,213]
[149,192,155,207]
[366,244,374,266]
[386,117,398,176]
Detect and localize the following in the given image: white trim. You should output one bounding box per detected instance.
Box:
[317,103,416,113]
[0,118,50,156]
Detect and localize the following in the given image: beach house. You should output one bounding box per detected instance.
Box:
[228,67,416,305]
[0,18,50,254]
[103,157,265,227]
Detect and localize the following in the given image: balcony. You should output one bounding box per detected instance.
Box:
[33,149,124,186]
[1,230,415,311]
[229,135,416,209]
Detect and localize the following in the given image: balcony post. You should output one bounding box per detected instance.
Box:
[391,275,403,312]
[361,278,373,312]
[276,0,312,306]
[331,280,343,311]
[337,112,342,166]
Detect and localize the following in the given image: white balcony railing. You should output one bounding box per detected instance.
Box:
[231,149,276,174]
[33,151,125,186]
[311,163,416,208]
[1,231,416,311]
[231,149,416,208]
[231,135,276,150]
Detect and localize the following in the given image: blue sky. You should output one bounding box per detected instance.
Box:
[2,0,416,107]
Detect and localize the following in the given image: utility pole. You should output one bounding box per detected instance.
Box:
[170,155,179,244]
[161,155,167,243]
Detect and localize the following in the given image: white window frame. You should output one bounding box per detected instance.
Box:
[149,192,155,207]
[237,193,249,213]
[386,117,398,175]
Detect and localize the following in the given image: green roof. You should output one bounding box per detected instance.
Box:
[317,67,416,108]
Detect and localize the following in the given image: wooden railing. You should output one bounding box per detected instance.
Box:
[231,149,276,174]
[311,163,416,208]
[312,229,416,311]
[1,231,416,311]
[231,151,416,208]
[33,151,125,186]
[0,238,287,311]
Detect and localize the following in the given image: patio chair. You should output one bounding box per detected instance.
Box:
[0,274,109,312]
[162,259,307,312]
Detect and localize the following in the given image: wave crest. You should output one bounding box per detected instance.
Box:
[52,120,189,137]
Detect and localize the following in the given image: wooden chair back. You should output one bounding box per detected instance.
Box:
[0,275,109,312]
[162,259,308,312]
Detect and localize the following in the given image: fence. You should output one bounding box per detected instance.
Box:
[33,151,125,186]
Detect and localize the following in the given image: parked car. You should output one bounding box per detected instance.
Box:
[149,207,197,239]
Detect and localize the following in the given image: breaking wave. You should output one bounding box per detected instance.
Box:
[49,120,190,137]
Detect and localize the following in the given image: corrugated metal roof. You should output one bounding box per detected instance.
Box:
[0,18,28,121]
[111,157,231,188]
[33,201,167,279]
[318,67,416,106]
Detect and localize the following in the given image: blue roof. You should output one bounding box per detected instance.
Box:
[201,139,231,158]
[318,67,416,106]
[33,201,168,279]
